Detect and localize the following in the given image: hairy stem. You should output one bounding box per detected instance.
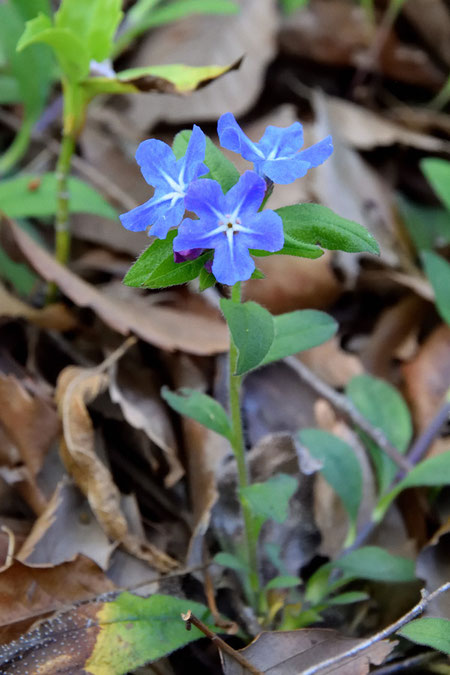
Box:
[228,281,260,608]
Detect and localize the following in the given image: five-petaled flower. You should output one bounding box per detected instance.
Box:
[173,171,283,286]
[120,125,207,239]
[218,112,333,185]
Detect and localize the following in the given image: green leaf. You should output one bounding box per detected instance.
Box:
[276,204,380,256]
[241,474,298,525]
[422,250,450,326]
[374,452,450,522]
[82,59,241,101]
[0,173,117,220]
[173,130,240,193]
[214,552,249,573]
[327,591,369,606]
[346,374,412,494]
[55,0,123,63]
[261,310,337,366]
[333,546,416,582]
[0,1,53,171]
[0,75,21,103]
[17,13,90,82]
[265,575,301,591]
[421,158,450,213]
[0,246,37,295]
[220,299,274,376]
[85,592,213,673]
[397,194,450,252]
[161,386,232,440]
[298,429,362,536]
[123,232,209,289]
[398,618,450,654]
[198,266,216,291]
[280,0,310,13]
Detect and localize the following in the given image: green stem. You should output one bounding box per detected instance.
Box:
[0,116,34,175]
[54,132,76,266]
[228,281,261,608]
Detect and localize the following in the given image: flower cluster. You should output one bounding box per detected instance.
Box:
[120,114,333,285]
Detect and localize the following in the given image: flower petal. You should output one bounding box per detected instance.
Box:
[174,217,223,250]
[218,112,264,163]
[257,156,311,185]
[238,210,284,252]
[212,235,255,285]
[135,138,178,188]
[224,171,266,217]
[258,122,304,158]
[119,194,165,232]
[297,135,333,168]
[184,179,225,220]
[149,198,186,239]
[182,124,207,182]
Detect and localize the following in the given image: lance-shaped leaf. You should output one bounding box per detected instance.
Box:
[81,59,242,100]
[17,13,90,82]
[240,474,298,541]
[276,204,380,256]
[422,250,450,326]
[261,310,337,367]
[124,231,210,289]
[398,618,450,654]
[374,451,450,522]
[0,593,213,674]
[421,158,450,213]
[298,429,362,543]
[55,0,123,63]
[332,546,416,582]
[0,173,118,220]
[220,299,275,376]
[161,386,232,441]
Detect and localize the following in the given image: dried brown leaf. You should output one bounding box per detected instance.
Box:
[221,628,395,674]
[0,555,114,645]
[0,283,77,331]
[1,216,228,355]
[122,0,278,131]
[55,365,177,572]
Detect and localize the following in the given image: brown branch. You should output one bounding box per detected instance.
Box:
[285,357,411,472]
[300,582,450,675]
[182,610,263,675]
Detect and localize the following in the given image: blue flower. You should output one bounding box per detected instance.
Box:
[218,113,333,185]
[119,125,208,239]
[173,171,283,286]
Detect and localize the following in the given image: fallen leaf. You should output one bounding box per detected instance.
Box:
[0,282,77,331]
[299,337,364,388]
[122,0,278,131]
[403,0,450,68]
[403,324,450,436]
[16,479,115,570]
[0,216,229,355]
[220,628,395,674]
[55,364,177,572]
[0,373,59,477]
[0,555,114,645]
[109,346,183,488]
[279,0,445,89]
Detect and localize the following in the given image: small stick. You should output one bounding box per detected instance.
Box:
[406,399,450,469]
[181,610,263,675]
[285,357,411,472]
[299,582,450,675]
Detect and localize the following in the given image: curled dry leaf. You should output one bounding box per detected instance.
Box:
[0,282,77,332]
[220,628,395,675]
[109,349,183,488]
[55,365,177,572]
[0,216,228,356]
[0,555,114,645]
